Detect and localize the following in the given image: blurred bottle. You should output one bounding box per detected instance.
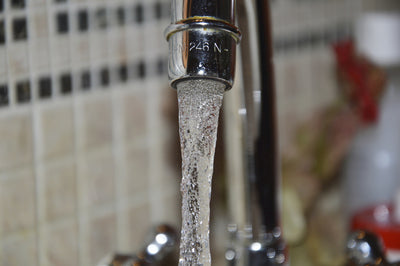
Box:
[343,68,400,217]
[342,12,400,262]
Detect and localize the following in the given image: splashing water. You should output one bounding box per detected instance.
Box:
[177,79,225,266]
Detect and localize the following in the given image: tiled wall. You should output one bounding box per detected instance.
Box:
[0,0,181,265]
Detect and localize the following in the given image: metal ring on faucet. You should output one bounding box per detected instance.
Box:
[165,17,242,43]
[165,16,241,90]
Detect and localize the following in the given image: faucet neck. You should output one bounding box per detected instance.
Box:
[253,0,280,232]
[171,0,236,24]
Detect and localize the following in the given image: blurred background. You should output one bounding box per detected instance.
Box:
[0,0,399,265]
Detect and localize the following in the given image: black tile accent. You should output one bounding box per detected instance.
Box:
[309,32,320,47]
[11,0,25,9]
[56,12,69,34]
[16,80,31,103]
[0,20,5,45]
[116,7,125,26]
[38,77,52,99]
[323,29,336,45]
[100,67,109,87]
[118,64,128,82]
[12,17,28,41]
[137,61,146,79]
[54,0,67,2]
[96,8,107,29]
[154,2,162,20]
[0,84,8,106]
[0,0,3,12]
[163,2,171,19]
[134,4,144,24]
[157,58,166,76]
[81,70,91,90]
[60,73,72,94]
[78,10,88,32]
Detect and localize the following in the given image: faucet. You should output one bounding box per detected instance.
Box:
[166,0,288,265]
[346,230,400,266]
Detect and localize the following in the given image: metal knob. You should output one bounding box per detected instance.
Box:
[247,228,288,266]
[97,224,178,266]
[346,230,400,266]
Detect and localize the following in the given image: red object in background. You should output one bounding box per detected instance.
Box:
[351,204,400,251]
[333,41,379,123]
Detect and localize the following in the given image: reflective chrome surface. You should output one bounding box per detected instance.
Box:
[97,224,178,266]
[165,0,240,90]
[346,230,400,266]
[166,0,287,265]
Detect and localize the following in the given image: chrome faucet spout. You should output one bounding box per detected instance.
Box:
[253,0,280,235]
[166,0,287,265]
[165,0,241,90]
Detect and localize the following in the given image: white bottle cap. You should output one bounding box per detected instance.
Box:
[355,12,400,67]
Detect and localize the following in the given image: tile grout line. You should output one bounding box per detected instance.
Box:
[64,2,83,265]
[4,1,16,111]
[72,90,86,266]
[148,0,170,224]
[106,0,124,253]
[28,0,45,265]
[68,2,87,265]
[0,0,11,255]
[112,0,128,252]
[140,0,160,226]
[111,72,126,252]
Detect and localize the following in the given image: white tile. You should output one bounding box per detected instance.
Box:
[71,35,91,64]
[1,233,38,266]
[87,213,117,266]
[30,39,51,72]
[8,43,29,77]
[30,8,50,39]
[51,36,71,67]
[125,203,151,252]
[81,152,115,208]
[0,167,36,235]
[123,90,147,142]
[80,95,113,151]
[0,112,33,171]
[90,33,108,63]
[43,160,77,222]
[42,222,79,266]
[40,103,75,159]
[108,29,127,62]
[123,145,149,199]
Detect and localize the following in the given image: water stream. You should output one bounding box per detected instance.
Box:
[177,79,225,266]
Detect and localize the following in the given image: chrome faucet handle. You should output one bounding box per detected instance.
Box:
[247,228,288,266]
[139,224,178,263]
[225,225,288,266]
[346,230,400,266]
